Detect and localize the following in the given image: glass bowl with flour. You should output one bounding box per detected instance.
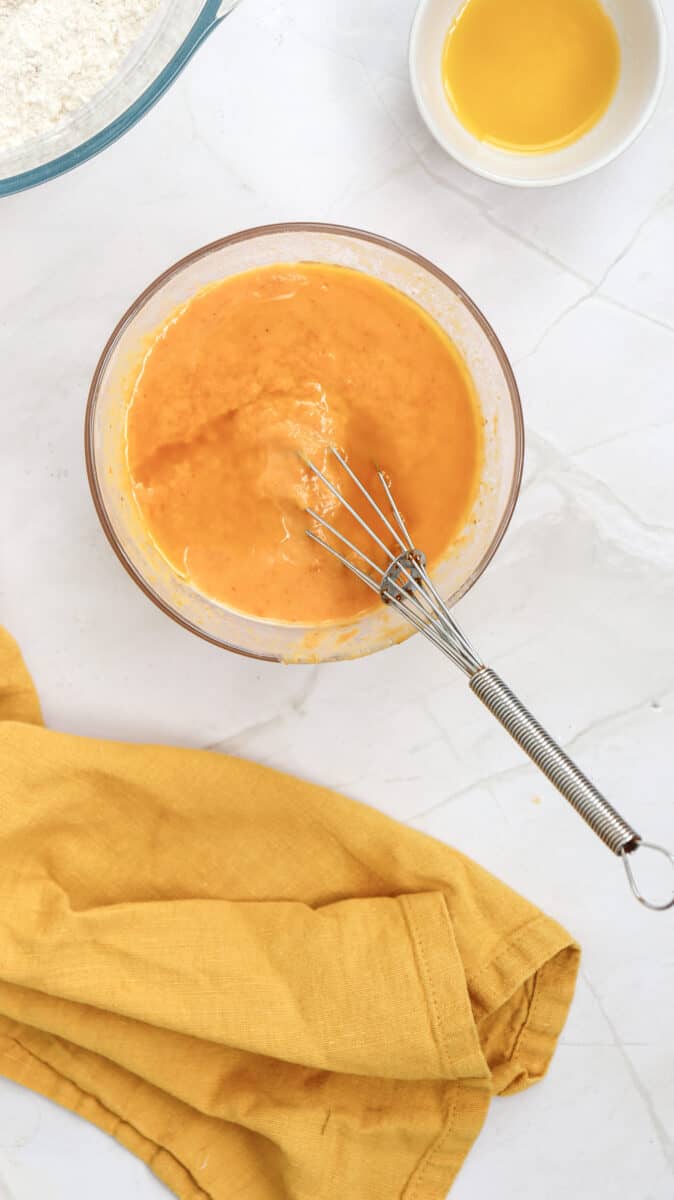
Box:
[0,0,238,196]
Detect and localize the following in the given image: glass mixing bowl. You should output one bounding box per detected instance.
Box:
[85,223,524,663]
[0,0,237,197]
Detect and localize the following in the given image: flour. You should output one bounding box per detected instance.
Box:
[0,0,163,152]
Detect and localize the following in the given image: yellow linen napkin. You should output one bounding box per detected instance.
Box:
[0,628,579,1200]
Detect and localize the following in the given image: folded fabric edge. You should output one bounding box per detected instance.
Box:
[398,893,493,1200]
[0,1032,213,1200]
[400,892,491,1082]
[468,914,580,1096]
[400,910,579,1199]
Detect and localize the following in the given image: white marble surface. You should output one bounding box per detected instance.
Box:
[1,0,674,1196]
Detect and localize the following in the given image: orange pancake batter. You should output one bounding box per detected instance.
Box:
[125,263,483,623]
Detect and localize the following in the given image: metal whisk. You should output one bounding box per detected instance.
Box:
[304,447,674,912]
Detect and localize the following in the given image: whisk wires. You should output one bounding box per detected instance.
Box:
[304,447,482,676]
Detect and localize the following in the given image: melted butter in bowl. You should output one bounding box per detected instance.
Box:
[125,263,483,625]
[442,0,620,155]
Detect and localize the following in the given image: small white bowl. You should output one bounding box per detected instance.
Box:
[409,0,667,187]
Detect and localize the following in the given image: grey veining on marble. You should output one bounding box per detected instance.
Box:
[1,0,673,1196]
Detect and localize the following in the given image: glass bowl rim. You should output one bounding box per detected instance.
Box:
[85,220,525,661]
[0,0,227,198]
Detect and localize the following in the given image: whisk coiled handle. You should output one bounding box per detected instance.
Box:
[469,667,640,855]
